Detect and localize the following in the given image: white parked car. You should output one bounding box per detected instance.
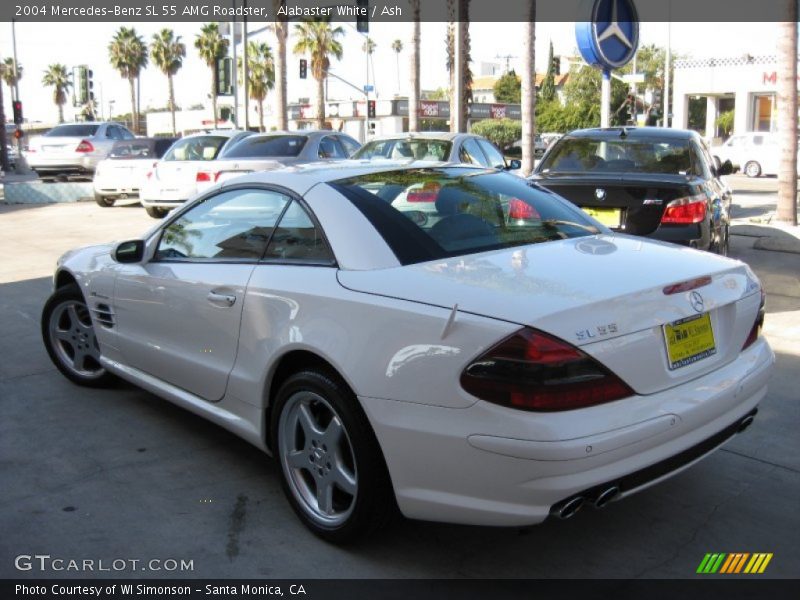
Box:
[93,138,177,207]
[139,130,252,218]
[42,162,773,542]
[711,131,798,178]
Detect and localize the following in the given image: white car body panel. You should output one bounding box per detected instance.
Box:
[93,158,155,197]
[51,164,775,527]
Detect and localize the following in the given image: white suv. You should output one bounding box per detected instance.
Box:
[711,132,793,178]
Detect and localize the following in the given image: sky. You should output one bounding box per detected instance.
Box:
[0,20,783,124]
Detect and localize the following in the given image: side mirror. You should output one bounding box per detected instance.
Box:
[506,159,522,171]
[717,159,735,177]
[113,240,145,263]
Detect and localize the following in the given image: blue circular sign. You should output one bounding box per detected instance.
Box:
[575,0,640,70]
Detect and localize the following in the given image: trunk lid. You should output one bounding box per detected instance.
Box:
[337,235,760,394]
[31,136,83,156]
[533,173,703,235]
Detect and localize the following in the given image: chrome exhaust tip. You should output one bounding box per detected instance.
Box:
[552,496,585,520]
[592,485,620,509]
[738,415,755,433]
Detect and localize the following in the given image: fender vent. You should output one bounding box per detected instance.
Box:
[92,303,115,329]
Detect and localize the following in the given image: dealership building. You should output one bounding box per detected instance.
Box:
[671,55,788,142]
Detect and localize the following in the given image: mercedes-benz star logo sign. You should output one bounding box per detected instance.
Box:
[596,0,634,50]
[595,188,606,201]
[590,0,639,69]
[690,291,705,314]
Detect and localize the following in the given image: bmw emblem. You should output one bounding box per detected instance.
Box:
[690,291,705,313]
[595,188,606,201]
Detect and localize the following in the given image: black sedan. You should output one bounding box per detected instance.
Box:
[531,127,734,255]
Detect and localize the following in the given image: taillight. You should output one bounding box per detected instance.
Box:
[508,198,540,220]
[146,171,153,180]
[407,182,440,202]
[196,171,213,182]
[660,194,707,224]
[742,289,766,351]
[76,140,94,153]
[461,328,634,411]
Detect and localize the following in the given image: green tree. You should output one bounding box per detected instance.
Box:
[109,27,149,134]
[362,37,377,97]
[561,65,628,129]
[150,28,186,136]
[446,0,472,132]
[493,70,521,103]
[391,39,403,94]
[242,41,275,132]
[41,64,72,123]
[540,41,556,103]
[195,22,229,127]
[409,0,421,132]
[471,118,521,150]
[273,0,289,130]
[715,110,735,138]
[293,19,345,129]
[1,58,23,101]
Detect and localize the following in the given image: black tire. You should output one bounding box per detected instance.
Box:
[41,284,116,387]
[270,369,395,543]
[94,193,115,207]
[744,161,762,178]
[145,206,169,219]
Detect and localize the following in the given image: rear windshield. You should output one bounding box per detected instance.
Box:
[539,137,693,175]
[331,168,600,265]
[221,135,308,159]
[45,124,99,137]
[354,139,452,161]
[162,136,228,161]
[109,139,177,159]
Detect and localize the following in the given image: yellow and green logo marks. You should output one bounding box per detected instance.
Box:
[697,552,773,574]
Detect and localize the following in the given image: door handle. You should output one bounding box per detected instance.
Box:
[207,290,237,307]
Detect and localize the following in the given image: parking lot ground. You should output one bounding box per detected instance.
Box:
[1,200,799,579]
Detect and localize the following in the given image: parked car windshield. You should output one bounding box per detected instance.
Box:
[354,139,452,161]
[331,167,599,265]
[162,136,228,161]
[45,124,100,137]
[539,136,693,175]
[221,135,308,159]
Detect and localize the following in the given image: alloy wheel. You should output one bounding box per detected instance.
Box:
[48,300,104,379]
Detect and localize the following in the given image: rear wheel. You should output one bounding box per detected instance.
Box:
[271,369,395,543]
[94,193,115,207]
[744,161,762,178]
[41,284,115,387]
[714,224,730,256]
[145,206,169,219]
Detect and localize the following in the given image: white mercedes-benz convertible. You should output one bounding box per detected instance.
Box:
[41,162,774,542]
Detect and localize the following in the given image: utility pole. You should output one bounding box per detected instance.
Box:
[243,0,249,130]
[600,69,611,128]
[231,3,239,127]
[664,17,671,127]
[0,62,9,173]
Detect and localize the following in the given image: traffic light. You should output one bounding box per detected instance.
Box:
[299,59,307,79]
[77,67,95,105]
[367,100,376,119]
[87,69,95,102]
[356,0,369,33]
[215,57,233,95]
[14,128,24,140]
[12,100,23,125]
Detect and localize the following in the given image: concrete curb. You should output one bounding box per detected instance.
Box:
[1,181,94,204]
[731,221,800,255]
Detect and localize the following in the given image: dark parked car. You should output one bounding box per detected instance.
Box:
[531,127,734,255]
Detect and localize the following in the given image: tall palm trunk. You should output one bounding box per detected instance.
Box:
[168,74,177,136]
[521,6,536,176]
[57,102,64,123]
[315,76,325,129]
[259,98,265,132]
[128,77,137,133]
[408,0,420,132]
[210,67,218,126]
[777,12,798,225]
[274,2,288,131]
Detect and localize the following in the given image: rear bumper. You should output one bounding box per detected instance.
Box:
[27,154,100,172]
[360,337,774,526]
[646,222,711,250]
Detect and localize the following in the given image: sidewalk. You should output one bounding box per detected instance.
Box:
[731,215,800,255]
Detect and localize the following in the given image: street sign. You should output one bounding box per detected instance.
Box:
[363,85,374,93]
[575,0,640,71]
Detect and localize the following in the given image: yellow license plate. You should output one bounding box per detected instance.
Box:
[582,207,622,228]
[663,313,717,370]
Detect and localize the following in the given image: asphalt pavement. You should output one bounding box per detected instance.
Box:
[0,190,798,580]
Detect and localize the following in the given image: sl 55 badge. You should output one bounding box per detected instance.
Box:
[576,323,619,341]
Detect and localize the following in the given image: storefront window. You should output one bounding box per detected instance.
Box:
[753,94,776,132]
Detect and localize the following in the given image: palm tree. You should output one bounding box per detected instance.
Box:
[108,27,149,134]
[409,0,421,132]
[446,0,472,132]
[362,37,377,97]
[42,64,72,123]
[273,0,288,130]
[1,58,23,101]
[521,5,536,175]
[195,22,229,127]
[777,14,798,225]
[244,41,275,132]
[293,20,345,129]
[151,28,186,136]
[391,39,403,94]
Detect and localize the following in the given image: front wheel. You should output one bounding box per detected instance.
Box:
[41,284,115,387]
[744,161,762,178]
[271,370,395,543]
[713,224,730,256]
[145,206,169,219]
[94,193,115,207]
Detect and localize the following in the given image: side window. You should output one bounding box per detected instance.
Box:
[477,139,506,169]
[156,188,290,261]
[338,136,360,157]
[264,200,334,263]
[459,138,489,167]
[319,136,346,159]
[752,135,764,146]
[690,143,711,178]
[105,127,118,140]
